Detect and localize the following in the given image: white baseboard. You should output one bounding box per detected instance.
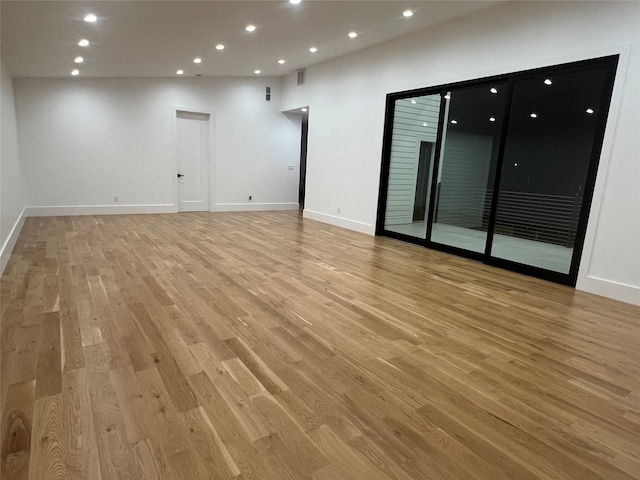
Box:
[303,209,374,235]
[0,207,27,275]
[576,275,640,306]
[211,202,299,212]
[25,204,176,217]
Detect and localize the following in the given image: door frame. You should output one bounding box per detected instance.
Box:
[172,105,215,212]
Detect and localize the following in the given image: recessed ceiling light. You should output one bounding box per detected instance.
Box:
[254,69,261,75]
[490,87,498,94]
[215,44,225,51]
[514,163,519,167]
[309,47,318,53]
[245,24,256,32]
[586,108,594,114]
[530,113,538,118]
[290,0,302,4]
[78,39,90,47]
[489,117,496,122]
[450,120,458,124]
[278,59,286,64]
[402,9,413,17]
[71,69,80,76]
[193,57,202,64]
[176,69,184,75]
[544,78,553,85]
[348,32,358,39]
[74,56,84,64]
[84,13,97,23]
[301,108,308,112]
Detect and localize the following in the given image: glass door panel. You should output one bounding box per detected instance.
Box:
[430,83,507,253]
[383,94,442,239]
[490,67,610,273]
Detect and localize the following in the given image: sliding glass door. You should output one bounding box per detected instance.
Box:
[490,66,613,275]
[377,56,618,286]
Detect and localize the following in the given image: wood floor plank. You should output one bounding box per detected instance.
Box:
[62,369,102,480]
[1,380,35,480]
[87,368,139,480]
[28,394,66,480]
[132,438,174,480]
[177,406,241,479]
[0,211,638,480]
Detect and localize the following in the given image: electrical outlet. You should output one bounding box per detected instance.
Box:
[114,195,119,203]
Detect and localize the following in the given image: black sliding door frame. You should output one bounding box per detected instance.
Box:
[376,55,619,287]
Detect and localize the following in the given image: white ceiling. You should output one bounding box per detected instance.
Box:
[1,0,499,78]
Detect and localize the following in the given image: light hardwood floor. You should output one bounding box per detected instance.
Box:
[1,211,639,480]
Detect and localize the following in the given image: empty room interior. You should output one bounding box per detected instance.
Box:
[1,1,640,479]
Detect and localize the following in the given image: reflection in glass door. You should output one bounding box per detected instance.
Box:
[429,83,507,253]
[383,94,442,240]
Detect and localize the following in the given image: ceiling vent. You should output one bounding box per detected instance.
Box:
[297,69,306,86]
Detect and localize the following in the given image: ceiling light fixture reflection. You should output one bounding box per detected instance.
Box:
[544,79,553,85]
[530,113,538,118]
[278,59,286,64]
[193,57,202,64]
[254,69,261,75]
[78,39,90,47]
[176,69,184,75]
[450,120,458,124]
[84,13,97,23]
[423,122,428,127]
[444,94,451,100]
[245,24,256,32]
[348,32,358,39]
[411,100,417,104]
[290,0,302,4]
[402,9,413,17]
[586,108,594,114]
[74,56,84,63]
[71,69,80,76]
[215,44,225,50]
[490,87,498,94]
[309,47,318,53]
[301,108,308,112]
[489,117,496,122]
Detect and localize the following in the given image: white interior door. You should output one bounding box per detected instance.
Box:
[176,110,210,212]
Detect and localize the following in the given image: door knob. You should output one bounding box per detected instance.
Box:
[177,173,184,178]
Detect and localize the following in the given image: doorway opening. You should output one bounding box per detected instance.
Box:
[413,141,433,222]
[299,113,309,209]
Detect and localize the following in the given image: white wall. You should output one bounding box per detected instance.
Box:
[14,77,301,215]
[282,1,640,305]
[1,59,25,274]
